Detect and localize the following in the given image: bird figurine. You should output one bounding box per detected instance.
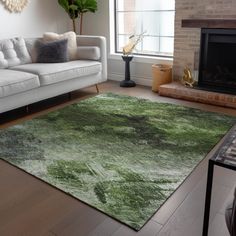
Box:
[181,68,196,87]
[122,32,146,56]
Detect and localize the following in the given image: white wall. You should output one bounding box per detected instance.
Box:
[0,0,69,38]
[82,0,173,86]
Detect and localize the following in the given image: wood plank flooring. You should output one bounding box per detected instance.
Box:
[0,81,236,236]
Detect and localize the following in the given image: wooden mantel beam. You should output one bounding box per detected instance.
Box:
[182,19,236,29]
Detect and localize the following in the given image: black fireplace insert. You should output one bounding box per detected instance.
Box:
[198,28,236,94]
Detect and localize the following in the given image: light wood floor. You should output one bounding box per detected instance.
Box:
[0,81,236,236]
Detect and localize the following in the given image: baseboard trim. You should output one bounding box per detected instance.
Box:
[108,73,152,87]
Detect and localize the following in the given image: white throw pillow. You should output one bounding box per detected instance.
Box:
[43,31,77,60]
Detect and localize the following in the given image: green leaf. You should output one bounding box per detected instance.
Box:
[58,0,80,20]
[58,0,69,12]
[74,0,97,13]
[69,4,79,11]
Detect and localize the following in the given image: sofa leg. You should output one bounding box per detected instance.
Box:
[96,84,99,94]
[68,92,72,100]
[26,105,29,113]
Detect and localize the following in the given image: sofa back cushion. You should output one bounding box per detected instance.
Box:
[24,38,39,63]
[77,46,101,60]
[0,37,32,69]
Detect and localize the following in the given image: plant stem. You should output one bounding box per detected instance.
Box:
[72,18,76,34]
[80,13,83,35]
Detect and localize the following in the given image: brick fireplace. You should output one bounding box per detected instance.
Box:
[159,0,236,108]
[173,0,236,80]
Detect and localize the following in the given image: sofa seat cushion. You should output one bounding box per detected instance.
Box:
[11,60,102,86]
[0,69,40,98]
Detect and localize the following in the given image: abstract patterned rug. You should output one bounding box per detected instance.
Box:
[0,93,235,230]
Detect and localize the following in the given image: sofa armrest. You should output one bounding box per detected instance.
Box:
[76,35,107,81]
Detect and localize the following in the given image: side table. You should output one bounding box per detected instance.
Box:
[120,55,136,87]
[202,125,236,236]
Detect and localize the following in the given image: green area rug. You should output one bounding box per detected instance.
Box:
[0,93,235,230]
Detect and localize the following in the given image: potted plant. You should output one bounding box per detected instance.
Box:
[58,0,97,34]
[76,0,98,35]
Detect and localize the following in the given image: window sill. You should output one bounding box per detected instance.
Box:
[108,53,173,65]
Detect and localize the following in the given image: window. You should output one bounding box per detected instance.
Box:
[114,0,175,58]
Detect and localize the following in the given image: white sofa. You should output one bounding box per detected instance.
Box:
[0,35,107,114]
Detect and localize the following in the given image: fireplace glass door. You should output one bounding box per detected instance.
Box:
[198,28,236,94]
